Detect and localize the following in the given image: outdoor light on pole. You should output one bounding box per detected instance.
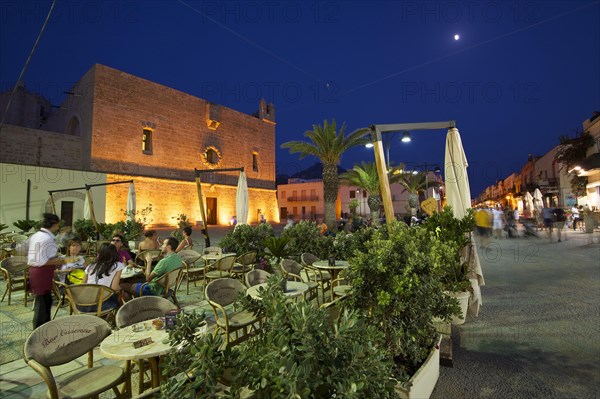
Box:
[365,130,411,169]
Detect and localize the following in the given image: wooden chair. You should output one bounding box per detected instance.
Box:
[244,269,271,288]
[65,284,120,320]
[280,259,320,305]
[204,254,237,284]
[0,256,30,306]
[140,267,183,308]
[135,249,162,269]
[301,252,332,303]
[205,278,261,346]
[231,251,257,281]
[116,296,178,394]
[23,314,128,399]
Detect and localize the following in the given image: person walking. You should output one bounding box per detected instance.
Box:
[541,206,554,240]
[571,205,580,231]
[553,206,567,242]
[27,213,71,328]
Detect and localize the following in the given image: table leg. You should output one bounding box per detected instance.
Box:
[124,360,132,398]
[148,357,160,388]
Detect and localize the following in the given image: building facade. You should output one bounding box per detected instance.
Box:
[0,64,279,227]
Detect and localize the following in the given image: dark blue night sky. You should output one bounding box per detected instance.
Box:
[1,1,599,196]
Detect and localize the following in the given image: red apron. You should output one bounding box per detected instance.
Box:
[29,265,57,295]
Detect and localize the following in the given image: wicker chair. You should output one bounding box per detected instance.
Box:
[139,267,184,308]
[301,252,332,303]
[24,314,128,399]
[244,269,272,288]
[178,250,206,295]
[65,284,120,320]
[135,249,162,269]
[0,256,30,306]
[231,251,257,281]
[280,259,320,305]
[205,278,261,346]
[204,254,237,284]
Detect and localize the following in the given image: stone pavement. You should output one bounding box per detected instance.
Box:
[432,227,600,398]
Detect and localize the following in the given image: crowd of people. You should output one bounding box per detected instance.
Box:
[26,213,191,329]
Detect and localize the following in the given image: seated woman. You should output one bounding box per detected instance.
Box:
[138,230,160,252]
[79,243,123,312]
[111,234,136,267]
[55,238,87,285]
[175,227,193,253]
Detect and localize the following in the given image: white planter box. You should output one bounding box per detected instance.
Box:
[396,335,442,399]
[446,290,471,325]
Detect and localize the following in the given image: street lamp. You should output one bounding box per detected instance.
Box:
[365,130,411,169]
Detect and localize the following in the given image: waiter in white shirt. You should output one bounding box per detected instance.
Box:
[28,213,70,328]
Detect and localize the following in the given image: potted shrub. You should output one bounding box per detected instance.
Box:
[235,277,399,398]
[73,219,96,241]
[218,223,275,255]
[422,206,476,324]
[346,221,460,398]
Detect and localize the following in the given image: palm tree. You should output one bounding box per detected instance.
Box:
[341,162,382,224]
[281,120,369,229]
[391,171,427,216]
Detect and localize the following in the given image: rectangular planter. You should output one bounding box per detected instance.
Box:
[395,335,442,399]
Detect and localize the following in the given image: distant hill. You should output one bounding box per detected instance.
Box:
[276,162,347,183]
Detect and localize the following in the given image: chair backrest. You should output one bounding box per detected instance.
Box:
[212,254,237,271]
[1,256,29,276]
[116,296,177,328]
[155,267,183,291]
[204,246,222,256]
[301,252,320,267]
[24,314,112,367]
[244,269,271,287]
[236,251,257,266]
[281,258,303,279]
[178,250,202,264]
[65,284,116,312]
[136,249,162,266]
[205,278,246,307]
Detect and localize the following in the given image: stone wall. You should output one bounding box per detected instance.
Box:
[0,125,82,169]
[90,65,276,190]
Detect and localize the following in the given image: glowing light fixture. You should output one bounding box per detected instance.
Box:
[401,131,412,143]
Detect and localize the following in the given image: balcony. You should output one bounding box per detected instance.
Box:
[287,196,319,202]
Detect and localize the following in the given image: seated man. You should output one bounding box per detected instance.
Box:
[121,236,182,300]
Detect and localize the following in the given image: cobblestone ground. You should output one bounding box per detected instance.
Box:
[432,228,600,399]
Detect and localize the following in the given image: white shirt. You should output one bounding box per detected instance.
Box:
[85,261,124,287]
[27,228,59,267]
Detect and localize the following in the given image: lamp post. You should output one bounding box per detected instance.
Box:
[365,130,411,169]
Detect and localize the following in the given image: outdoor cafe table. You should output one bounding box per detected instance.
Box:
[246,281,309,300]
[312,260,349,280]
[312,260,350,298]
[100,320,172,391]
[120,266,144,280]
[202,253,225,263]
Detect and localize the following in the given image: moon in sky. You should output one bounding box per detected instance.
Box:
[454,34,460,41]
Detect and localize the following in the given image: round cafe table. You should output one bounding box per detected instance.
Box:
[246,281,309,300]
[100,320,172,391]
[312,260,350,298]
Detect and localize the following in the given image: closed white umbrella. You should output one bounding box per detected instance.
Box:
[127,182,136,222]
[533,188,543,211]
[235,171,249,226]
[83,191,92,220]
[444,128,472,218]
[444,127,484,317]
[525,191,534,213]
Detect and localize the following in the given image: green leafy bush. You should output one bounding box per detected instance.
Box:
[13,219,41,233]
[218,223,274,255]
[421,206,475,292]
[0,223,8,232]
[234,277,399,398]
[347,221,461,383]
[280,220,322,259]
[73,219,96,240]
